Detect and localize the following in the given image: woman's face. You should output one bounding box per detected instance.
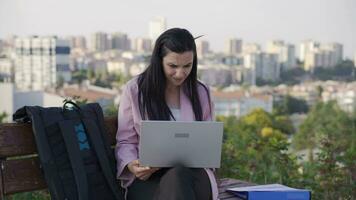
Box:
[162,50,194,88]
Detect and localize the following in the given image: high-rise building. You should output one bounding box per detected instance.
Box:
[69,36,87,49]
[0,57,14,81]
[303,41,343,71]
[149,16,167,44]
[242,43,261,54]
[261,53,280,81]
[196,40,210,57]
[14,36,71,90]
[300,40,320,62]
[321,43,343,65]
[266,40,296,70]
[90,32,109,52]
[134,37,152,53]
[1,35,17,57]
[224,38,242,55]
[243,52,280,83]
[111,32,131,51]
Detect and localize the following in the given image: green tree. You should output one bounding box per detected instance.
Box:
[0,111,8,123]
[104,102,118,117]
[218,109,302,186]
[87,69,96,81]
[56,75,65,89]
[316,85,323,100]
[273,115,295,135]
[312,60,356,81]
[292,101,355,199]
[274,95,309,115]
[292,101,352,153]
[280,67,306,85]
[72,69,88,84]
[109,72,131,89]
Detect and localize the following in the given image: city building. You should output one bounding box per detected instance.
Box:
[199,64,244,87]
[14,36,71,90]
[224,38,242,55]
[242,43,261,54]
[301,40,343,71]
[68,36,87,49]
[0,57,13,81]
[304,50,328,71]
[244,52,280,83]
[111,32,131,51]
[60,81,119,108]
[0,83,64,122]
[221,55,244,66]
[134,37,152,52]
[0,35,17,58]
[266,40,296,70]
[260,53,280,81]
[90,32,109,52]
[299,40,320,62]
[212,90,273,118]
[289,84,319,106]
[129,62,147,77]
[148,16,167,44]
[199,64,233,87]
[196,40,210,57]
[0,81,120,122]
[70,49,91,70]
[321,81,356,113]
[335,89,356,113]
[107,59,131,76]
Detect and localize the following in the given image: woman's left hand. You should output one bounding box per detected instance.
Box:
[136,167,160,180]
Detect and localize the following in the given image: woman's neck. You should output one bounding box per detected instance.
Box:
[165,84,180,109]
[166,83,180,94]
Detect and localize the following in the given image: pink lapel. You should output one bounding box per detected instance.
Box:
[179,85,195,121]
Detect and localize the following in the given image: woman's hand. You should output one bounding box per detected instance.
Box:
[127,160,160,181]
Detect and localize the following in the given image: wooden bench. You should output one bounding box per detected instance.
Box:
[0,117,253,199]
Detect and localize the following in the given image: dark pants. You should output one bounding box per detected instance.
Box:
[127,166,212,200]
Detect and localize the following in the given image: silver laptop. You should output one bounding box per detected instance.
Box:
[139,121,223,168]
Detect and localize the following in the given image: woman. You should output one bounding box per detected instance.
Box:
[115,28,218,200]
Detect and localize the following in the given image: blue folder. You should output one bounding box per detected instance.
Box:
[227,184,311,200]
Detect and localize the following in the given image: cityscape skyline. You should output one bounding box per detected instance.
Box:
[1,0,355,58]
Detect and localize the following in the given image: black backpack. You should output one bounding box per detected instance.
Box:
[13,101,124,200]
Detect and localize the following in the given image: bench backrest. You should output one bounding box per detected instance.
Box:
[0,116,118,199]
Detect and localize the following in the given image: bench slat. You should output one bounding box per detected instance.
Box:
[0,117,118,158]
[1,157,47,195]
[0,123,37,158]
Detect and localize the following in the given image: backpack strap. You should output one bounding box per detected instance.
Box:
[59,120,89,200]
[82,118,123,199]
[26,107,67,200]
[88,103,116,169]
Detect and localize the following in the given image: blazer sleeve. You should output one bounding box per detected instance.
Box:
[115,83,138,184]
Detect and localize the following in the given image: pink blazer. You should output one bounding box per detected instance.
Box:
[115,77,219,200]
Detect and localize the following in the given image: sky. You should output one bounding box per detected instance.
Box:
[0,0,355,58]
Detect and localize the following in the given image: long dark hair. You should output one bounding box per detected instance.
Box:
[137,28,210,121]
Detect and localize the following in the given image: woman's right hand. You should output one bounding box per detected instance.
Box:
[127,160,159,181]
